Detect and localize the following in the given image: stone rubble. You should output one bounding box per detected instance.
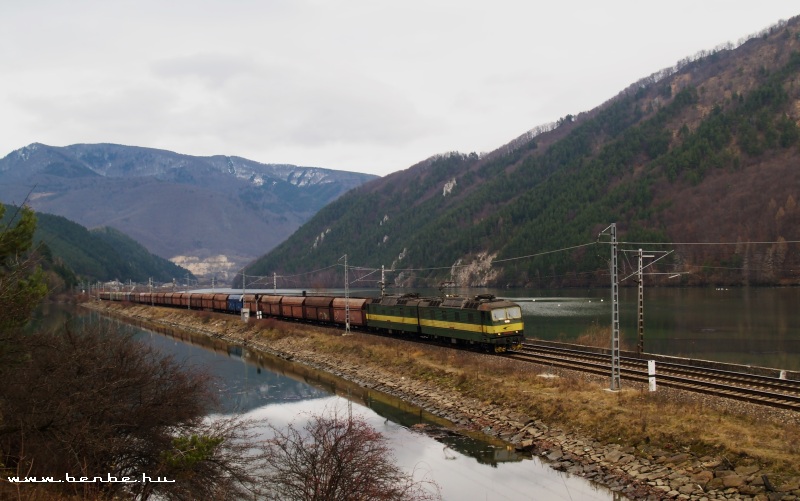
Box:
[86,302,800,501]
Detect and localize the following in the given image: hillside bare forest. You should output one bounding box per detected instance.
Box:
[246,17,800,289]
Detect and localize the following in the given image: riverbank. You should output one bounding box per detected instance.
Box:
[85,300,800,500]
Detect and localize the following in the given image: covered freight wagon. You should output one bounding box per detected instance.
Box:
[304,296,334,322]
[200,293,215,310]
[333,298,369,327]
[212,294,229,311]
[243,294,259,313]
[260,295,282,316]
[227,294,243,314]
[280,296,306,320]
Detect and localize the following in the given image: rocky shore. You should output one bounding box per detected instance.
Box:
[85,301,800,501]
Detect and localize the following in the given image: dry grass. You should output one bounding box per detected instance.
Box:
[571,322,632,351]
[286,327,799,475]
[95,302,800,480]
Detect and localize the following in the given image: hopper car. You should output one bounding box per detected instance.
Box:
[97,290,524,352]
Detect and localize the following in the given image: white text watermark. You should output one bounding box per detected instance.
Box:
[6,473,175,483]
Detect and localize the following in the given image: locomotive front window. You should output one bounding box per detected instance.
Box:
[491,309,506,321]
[506,306,522,319]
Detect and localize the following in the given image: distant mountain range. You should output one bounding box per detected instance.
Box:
[5,18,800,290]
[0,144,377,281]
[246,16,800,288]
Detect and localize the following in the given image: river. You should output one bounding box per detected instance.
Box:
[196,285,799,370]
[42,284,798,499]
[71,308,618,501]
[501,286,800,371]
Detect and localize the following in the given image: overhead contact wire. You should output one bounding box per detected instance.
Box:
[250,238,800,286]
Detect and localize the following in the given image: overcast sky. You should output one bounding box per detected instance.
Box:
[1,1,798,177]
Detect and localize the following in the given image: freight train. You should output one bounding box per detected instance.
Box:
[97,290,524,352]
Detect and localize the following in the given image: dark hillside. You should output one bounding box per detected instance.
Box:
[246,17,800,288]
[31,211,193,284]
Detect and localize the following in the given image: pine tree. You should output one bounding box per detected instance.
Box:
[0,203,48,331]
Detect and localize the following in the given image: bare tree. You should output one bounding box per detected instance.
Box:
[260,406,440,501]
[0,320,260,500]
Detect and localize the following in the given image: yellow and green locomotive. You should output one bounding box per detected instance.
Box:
[366,293,523,352]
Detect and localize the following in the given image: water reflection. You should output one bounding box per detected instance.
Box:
[140,324,526,466]
[138,329,329,413]
[498,287,800,370]
[244,397,614,501]
[363,398,522,467]
[175,286,800,370]
[98,313,615,500]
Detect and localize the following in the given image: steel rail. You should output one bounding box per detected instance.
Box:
[505,343,800,412]
[529,343,800,395]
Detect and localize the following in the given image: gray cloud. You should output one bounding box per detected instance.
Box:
[2,1,798,175]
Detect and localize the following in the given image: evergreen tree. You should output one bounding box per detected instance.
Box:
[0,203,47,331]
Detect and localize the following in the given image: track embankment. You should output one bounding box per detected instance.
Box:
[84,300,800,501]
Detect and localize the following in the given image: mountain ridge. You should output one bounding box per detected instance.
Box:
[244,16,800,288]
[0,143,378,281]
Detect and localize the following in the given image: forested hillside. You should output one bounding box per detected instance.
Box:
[1,206,193,287]
[245,17,800,288]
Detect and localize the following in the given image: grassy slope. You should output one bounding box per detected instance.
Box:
[92,301,800,488]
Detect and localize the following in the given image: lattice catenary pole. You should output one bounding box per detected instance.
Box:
[598,223,621,391]
[341,254,351,334]
[638,249,644,355]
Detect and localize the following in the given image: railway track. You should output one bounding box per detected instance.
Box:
[504,343,800,411]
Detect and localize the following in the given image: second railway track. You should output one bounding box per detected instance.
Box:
[505,342,800,412]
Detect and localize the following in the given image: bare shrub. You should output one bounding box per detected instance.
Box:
[196,310,213,323]
[573,322,631,350]
[260,406,441,501]
[0,320,259,501]
[256,316,280,333]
